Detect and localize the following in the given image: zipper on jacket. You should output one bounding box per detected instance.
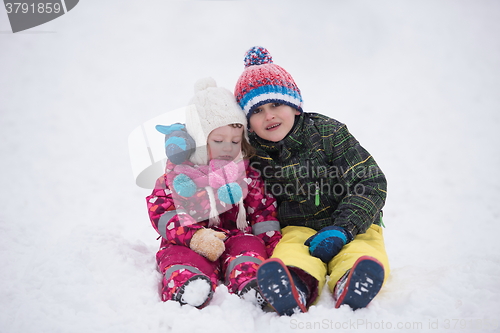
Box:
[379,211,386,228]
[314,181,320,206]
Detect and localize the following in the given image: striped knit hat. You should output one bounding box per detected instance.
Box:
[234,46,303,118]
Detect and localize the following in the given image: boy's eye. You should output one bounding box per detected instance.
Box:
[252,108,262,114]
[272,103,282,107]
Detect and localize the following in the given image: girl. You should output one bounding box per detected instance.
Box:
[146,77,281,309]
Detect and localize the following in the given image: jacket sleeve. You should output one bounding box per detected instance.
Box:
[244,166,282,256]
[146,174,203,247]
[326,123,387,236]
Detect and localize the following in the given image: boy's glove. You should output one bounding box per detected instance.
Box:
[304,226,353,263]
[190,228,226,261]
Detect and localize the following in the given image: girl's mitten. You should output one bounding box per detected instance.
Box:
[190,228,226,261]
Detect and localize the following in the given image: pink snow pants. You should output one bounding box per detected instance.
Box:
[156,234,267,302]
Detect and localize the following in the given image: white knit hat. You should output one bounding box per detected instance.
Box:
[186,77,248,166]
[184,77,249,230]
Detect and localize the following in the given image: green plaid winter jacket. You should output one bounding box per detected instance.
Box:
[249,112,387,236]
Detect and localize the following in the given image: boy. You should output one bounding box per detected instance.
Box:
[233,46,390,315]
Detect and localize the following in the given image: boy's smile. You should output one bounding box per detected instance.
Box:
[249,103,300,142]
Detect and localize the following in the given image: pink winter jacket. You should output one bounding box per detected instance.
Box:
[146,161,282,257]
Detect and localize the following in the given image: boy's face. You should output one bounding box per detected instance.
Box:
[249,103,301,142]
[207,125,243,161]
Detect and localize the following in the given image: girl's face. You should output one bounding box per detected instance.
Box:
[249,103,300,142]
[207,125,244,161]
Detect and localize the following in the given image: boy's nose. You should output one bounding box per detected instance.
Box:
[264,109,275,120]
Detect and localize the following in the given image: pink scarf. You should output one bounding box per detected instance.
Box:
[166,159,249,230]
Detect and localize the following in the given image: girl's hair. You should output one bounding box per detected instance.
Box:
[228,123,256,159]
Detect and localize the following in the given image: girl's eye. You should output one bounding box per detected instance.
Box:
[252,108,262,114]
[213,140,222,143]
[272,103,282,107]
[232,141,240,145]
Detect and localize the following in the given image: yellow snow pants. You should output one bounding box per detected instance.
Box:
[271,224,390,300]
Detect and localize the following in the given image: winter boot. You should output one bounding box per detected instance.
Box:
[237,278,269,309]
[162,266,214,309]
[175,274,214,309]
[333,256,384,310]
[256,258,308,316]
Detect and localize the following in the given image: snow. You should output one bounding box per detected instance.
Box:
[178,277,212,308]
[1,1,500,332]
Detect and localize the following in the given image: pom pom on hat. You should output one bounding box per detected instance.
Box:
[244,46,273,67]
[194,77,217,93]
[235,46,303,117]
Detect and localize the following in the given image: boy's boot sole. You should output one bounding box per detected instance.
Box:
[334,256,384,310]
[256,258,307,316]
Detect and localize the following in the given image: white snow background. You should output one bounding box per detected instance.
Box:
[1,1,500,332]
